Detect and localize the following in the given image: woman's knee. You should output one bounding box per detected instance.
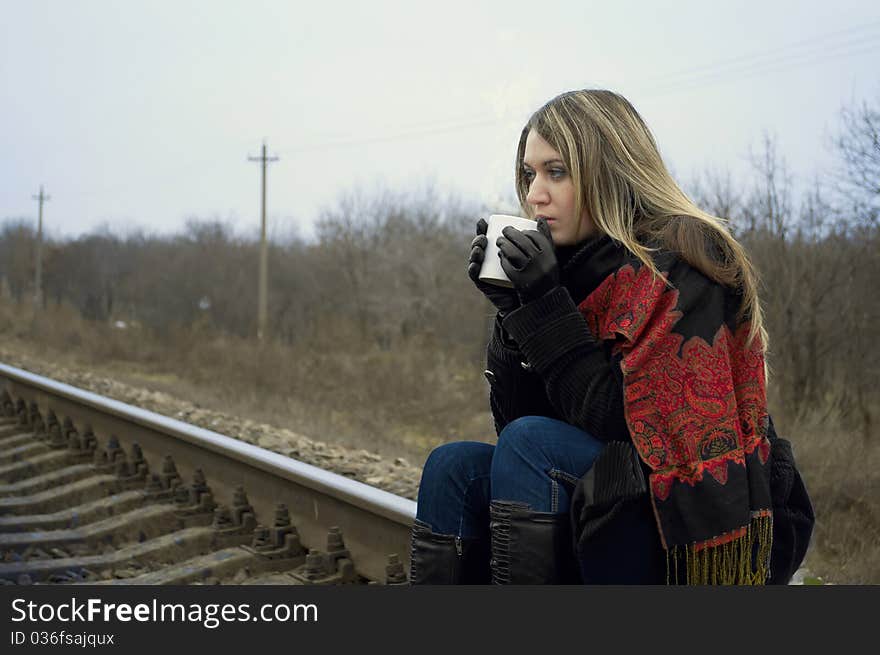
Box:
[421,441,494,486]
[494,417,604,492]
[497,416,557,453]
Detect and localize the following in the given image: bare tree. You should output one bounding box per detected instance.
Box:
[832,90,880,226]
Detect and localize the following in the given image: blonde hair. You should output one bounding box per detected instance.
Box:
[515,89,768,357]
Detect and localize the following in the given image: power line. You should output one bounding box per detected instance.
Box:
[275,24,879,156]
[16,20,876,217]
[644,33,880,95]
[277,117,500,155]
[646,19,880,87]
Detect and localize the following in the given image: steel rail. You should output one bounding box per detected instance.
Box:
[0,362,417,583]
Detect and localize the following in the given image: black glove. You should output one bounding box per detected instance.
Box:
[496,217,559,304]
[467,218,520,317]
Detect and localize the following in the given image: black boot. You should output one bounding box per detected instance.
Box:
[489,500,581,584]
[408,518,491,584]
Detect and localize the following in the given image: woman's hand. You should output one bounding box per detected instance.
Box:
[496,217,559,304]
[467,218,521,317]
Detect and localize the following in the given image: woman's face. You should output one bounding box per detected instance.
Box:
[522,130,597,247]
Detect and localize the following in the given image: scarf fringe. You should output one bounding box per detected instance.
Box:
[665,513,773,585]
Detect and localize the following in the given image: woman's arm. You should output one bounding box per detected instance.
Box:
[485,315,559,435]
[501,286,630,442]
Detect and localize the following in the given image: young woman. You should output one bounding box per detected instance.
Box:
[410,89,778,585]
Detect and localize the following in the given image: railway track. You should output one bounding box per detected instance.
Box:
[0,362,417,585]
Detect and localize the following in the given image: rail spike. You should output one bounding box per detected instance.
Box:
[187,469,215,510]
[15,398,27,426]
[273,503,291,528]
[231,486,257,529]
[106,435,124,462]
[303,550,329,581]
[159,455,182,490]
[250,525,272,550]
[212,505,233,530]
[0,390,13,416]
[128,443,148,478]
[46,410,63,446]
[62,417,78,448]
[263,503,303,554]
[29,403,44,437]
[68,430,82,452]
[174,484,191,505]
[385,554,407,585]
[327,526,346,553]
[144,473,164,495]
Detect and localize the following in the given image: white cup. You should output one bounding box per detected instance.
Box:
[478,214,538,288]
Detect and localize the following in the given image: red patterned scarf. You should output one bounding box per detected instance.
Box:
[571,241,773,584]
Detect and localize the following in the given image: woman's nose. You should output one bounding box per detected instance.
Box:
[526,180,549,206]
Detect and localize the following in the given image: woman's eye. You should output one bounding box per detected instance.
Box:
[522,168,565,182]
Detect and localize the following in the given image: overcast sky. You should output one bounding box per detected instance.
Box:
[2,0,878,242]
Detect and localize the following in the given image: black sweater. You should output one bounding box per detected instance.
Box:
[484,234,632,442]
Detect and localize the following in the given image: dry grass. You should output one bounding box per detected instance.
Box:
[0,300,494,463]
[778,414,880,584]
[1,298,877,583]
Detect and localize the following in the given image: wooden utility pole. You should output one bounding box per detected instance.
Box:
[32,185,50,308]
[248,141,278,341]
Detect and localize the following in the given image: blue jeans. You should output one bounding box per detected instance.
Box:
[416,416,605,538]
